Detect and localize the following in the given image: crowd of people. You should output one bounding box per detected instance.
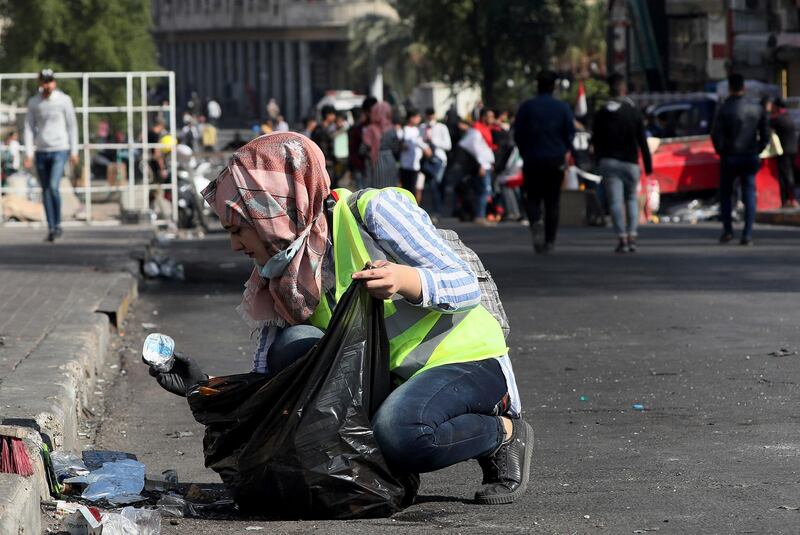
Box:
[3,68,798,250]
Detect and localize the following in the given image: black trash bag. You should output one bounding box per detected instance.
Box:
[187,281,419,519]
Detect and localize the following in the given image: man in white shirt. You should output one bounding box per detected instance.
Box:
[23,69,78,242]
[399,108,431,204]
[420,108,452,222]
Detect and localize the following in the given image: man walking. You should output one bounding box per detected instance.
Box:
[23,69,78,242]
[514,70,575,253]
[711,73,769,245]
[592,73,652,253]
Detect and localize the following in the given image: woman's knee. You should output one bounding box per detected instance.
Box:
[268,324,323,374]
[373,401,438,472]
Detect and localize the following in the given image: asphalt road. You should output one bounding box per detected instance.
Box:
[89,221,800,534]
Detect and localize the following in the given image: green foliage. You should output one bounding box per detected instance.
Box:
[0,0,158,134]
[0,0,157,108]
[348,14,423,97]
[397,0,578,107]
[561,0,607,72]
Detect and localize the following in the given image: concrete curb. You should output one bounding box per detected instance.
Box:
[0,273,139,534]
[756,210,800,226]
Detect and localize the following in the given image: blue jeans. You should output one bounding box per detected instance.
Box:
[474,170,492,219]
[34,151,69,231]
[599,158,641,238]
[271,326,508,474]
[373,358,507,473]
[720,154,759,239]
[268,324,324,374]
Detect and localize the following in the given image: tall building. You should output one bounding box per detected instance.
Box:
[608,0,800,95]
[152,0,397,123]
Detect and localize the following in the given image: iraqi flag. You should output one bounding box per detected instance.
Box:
[575,81,588,118]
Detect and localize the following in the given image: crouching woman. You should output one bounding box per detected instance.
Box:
[148,132,532,504]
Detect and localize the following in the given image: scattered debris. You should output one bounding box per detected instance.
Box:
[51,452,89,481]
[632,403,646,411]
[82,451,138,471]
[64,459,145,504]
[778,505,799,510]
[659,199,721,224]
[145,470,178,492]
[245,527,264,531]
[63,505,102,534]
[185,483,214,503]
[100,507,160,535]
[768,348,797,358]
[156,493,196,518]
[165,430,194,439]
[141,323,159,330]
[143,250,185,281]
[579,395,589,402]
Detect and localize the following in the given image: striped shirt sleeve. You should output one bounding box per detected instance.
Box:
[364,189,481,313]
[252,324,279,374]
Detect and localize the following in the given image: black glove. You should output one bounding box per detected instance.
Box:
[146,352,208,397]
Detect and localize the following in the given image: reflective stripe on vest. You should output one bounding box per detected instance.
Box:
[309,187,507,381]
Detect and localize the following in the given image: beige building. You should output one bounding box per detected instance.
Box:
[152,0,397,122]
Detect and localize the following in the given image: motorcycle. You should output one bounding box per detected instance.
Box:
[164,144,214,231]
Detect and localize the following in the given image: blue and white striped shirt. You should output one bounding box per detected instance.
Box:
[253,189,520,415]
[364,189,482,312]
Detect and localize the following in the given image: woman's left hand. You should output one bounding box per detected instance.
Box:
[352,260,422,303]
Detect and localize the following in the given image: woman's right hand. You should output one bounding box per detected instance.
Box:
[146,352,208,397]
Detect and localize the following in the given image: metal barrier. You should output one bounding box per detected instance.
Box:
[0,71,178,225]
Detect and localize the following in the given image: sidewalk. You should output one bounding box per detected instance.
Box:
[757,206,800,226]
[0,225,153,533]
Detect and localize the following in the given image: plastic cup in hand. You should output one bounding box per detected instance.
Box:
[142,333,175,372]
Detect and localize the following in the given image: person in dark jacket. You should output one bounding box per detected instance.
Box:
[592,73,652,253]
[765,97,798,207]
[348,96,377,190]
[514,70,575,253]
[312,105,337,186]
[711,73,770,245]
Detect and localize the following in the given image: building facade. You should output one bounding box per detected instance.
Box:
[609,0,800,95]
[152,0,397,123]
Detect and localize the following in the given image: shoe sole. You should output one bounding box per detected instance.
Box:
[474,421,534,505]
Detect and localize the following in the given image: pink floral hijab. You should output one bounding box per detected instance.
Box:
[201,132,330,328]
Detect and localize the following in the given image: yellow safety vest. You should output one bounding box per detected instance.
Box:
[308,187,507,381]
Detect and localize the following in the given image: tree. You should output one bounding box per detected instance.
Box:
[0,0,157,107]
[348,14,425,100]
[397,0,578,108]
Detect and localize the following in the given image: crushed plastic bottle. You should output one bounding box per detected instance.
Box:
[120,507,161,535]
[156,493,196,518]
[142,333,175,372]
[98,511,138,535]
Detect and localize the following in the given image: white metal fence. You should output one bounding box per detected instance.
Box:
[0,71,178,225]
